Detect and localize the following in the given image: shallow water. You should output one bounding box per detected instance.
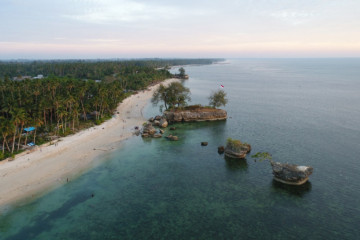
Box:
[1,59,360,239]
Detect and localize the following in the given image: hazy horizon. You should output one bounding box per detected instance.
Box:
[1,0,359,59]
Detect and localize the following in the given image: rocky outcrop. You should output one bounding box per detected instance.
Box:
[242,143,251,153]
[218,146,225,154]
[142,123,156,136]
[224,149,247,159]
[153,133,162,138]
[224,139,250,159]
[270,161,313,185]
[159,118,168,128]
[163,108,227,123]
[166,135,178,141]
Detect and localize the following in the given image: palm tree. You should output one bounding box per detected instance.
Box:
[32,113,44,144]
[10,108,26,153]
[0,117,13,154]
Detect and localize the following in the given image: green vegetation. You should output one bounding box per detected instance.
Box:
[226,138,243,152]
[151,82,191,111]
[251,152,272,162]
[208,89,228,108]
[0,59,223,80]
[0,59,221,160]
[178,67,186,78]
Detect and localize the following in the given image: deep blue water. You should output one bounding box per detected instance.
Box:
[1,59,360,239]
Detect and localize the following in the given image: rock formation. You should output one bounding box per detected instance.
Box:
[224,138,250,159]
[141,123,156,136]
[270,161,313,185]
[218,146,225,154]
[153,133,162,138]
[159,118,168,128]
[224,149,247,159]
[163,108,227,123]
[166,135,178,141]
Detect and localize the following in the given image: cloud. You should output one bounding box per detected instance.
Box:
[63,0,181,24]
[270,10,315,25]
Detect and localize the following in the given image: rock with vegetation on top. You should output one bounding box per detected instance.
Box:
[270,161,313,185]
[163,106,227,123]
[159,118,168,128]
[224,138,249,159]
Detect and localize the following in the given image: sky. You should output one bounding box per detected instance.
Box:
[0,0,360,59]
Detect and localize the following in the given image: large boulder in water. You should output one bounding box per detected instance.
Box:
[224,149,247,159]
[159,118,168,128]
[270,161,313,185]
[142,123,156,136]
[224,138,249,159]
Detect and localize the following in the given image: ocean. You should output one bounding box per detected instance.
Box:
[1,59,360,239]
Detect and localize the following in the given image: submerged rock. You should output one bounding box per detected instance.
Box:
[141,133,150,138]
[153,133,162,138]
[270,161,313,185]
[201,142,208,146]
[166,135,178,141]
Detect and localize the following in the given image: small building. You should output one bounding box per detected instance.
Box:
[33,74,44,79]
[24,127,36,133]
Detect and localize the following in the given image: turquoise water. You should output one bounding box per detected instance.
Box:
[1,59,360,239]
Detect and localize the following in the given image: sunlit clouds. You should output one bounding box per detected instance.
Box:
[1,0,360,59]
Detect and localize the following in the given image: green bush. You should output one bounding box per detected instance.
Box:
[226,138,243,152]
[95,119,102,125]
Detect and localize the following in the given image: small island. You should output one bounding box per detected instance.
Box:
[163,105,227,123]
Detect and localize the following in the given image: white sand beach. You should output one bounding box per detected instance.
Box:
[0,78,179,209]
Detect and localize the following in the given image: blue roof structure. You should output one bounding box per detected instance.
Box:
[24,127,35,132]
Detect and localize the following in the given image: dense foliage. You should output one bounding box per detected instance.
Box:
[151,82,191,111]
[0,59,220,160]
[0,59,223,79]
[208,89,228,108]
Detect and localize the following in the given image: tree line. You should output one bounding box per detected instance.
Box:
[0,59,222,160]
[0,59,223,80]
[0,64,176,159]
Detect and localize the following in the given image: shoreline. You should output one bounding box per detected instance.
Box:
[0,78,179,211]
